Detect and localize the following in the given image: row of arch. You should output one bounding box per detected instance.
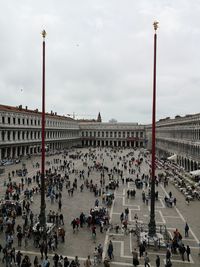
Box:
[157,149,200,172]
[177,156,199,172]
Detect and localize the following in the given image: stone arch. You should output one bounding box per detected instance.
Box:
[187,159,190,171]
[194,161,198,171]
[191,161,194,171]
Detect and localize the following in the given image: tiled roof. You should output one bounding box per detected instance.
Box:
[0,104,74,121]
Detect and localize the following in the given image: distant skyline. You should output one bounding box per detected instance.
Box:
[0,0,200,123]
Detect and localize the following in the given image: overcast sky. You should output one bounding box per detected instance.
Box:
[0,0,200,123]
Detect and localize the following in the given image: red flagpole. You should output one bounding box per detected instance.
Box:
[40,30,47,242]
[149,21,159,237]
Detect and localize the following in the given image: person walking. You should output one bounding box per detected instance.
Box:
[186,245,191,262]
[107,240,114,260]
[132,248,139,266]
[16,250,23,267]
[84,255,92,267]
[64,257,70,267]
[139,243,145,258]
[179,244,186,261]
[156,255,160,267]
[144,252,150,267]
[53,253,59,267]
[166,248,171,262]
[34,255,39,267]
[185,223,189,237]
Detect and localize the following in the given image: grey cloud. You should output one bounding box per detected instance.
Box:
[0,0,200,123]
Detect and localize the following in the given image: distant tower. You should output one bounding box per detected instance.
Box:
[97,112,102,122]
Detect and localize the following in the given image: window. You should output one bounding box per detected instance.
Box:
[98,132,100,137]
[82,132,84,137]
[136,132,138,138]
[110,132,113,137]
[114,132,117,138]
[13,118,16,124]
[18,118,20,124]
[8,117,10,124]
[102,132,104,137]
[31,119,33,125]
[131,132,134,137]
[106,132,108,137]
[35,119,37,125]
[118,132,121,138]
[140,132,143,138]
[127,132,130,137]
[123,132,125,138]
[23,119,25,125]
[2,117,5,124]
[27,119,29,125]
[90,132,92,137]
[86,132,88,137]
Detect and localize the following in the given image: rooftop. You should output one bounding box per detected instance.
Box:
[0,104,74,121]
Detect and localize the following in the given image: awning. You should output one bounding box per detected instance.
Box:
[190,170,200,176]
[167,154,177,161]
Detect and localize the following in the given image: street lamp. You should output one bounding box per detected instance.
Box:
[148,21,159,237]
[40,29,47,242]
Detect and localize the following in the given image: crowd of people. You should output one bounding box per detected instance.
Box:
[0,147,197,267]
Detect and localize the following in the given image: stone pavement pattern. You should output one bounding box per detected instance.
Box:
[0,147,200,267]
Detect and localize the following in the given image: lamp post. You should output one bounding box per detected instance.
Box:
[40,29,47,241]
[148,21,159,237]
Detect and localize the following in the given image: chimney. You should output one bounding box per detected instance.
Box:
[51,110,53,115]
[55,112,57,115]
[25,106,28,110]
[19,105,22,110]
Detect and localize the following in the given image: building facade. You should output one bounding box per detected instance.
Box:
[0,104,199,172]
[146,114,200,171]
[0,105,80,160]
[79,122,146,148]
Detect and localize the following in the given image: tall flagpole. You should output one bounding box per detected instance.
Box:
[40,29,47,242]
[149,21,159,237]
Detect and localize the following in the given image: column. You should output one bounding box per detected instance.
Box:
[24,147,27,156]
[5,131,8,141]
[15,147,18,158]
[10,131,13,141]
[10,147,13,158]
[4,148,8,158]
[19,146,22,156]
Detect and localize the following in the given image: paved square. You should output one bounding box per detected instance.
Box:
[0,147,200,267]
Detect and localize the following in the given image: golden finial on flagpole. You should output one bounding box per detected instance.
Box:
[153,21,159,32]
[41,30,47,39]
